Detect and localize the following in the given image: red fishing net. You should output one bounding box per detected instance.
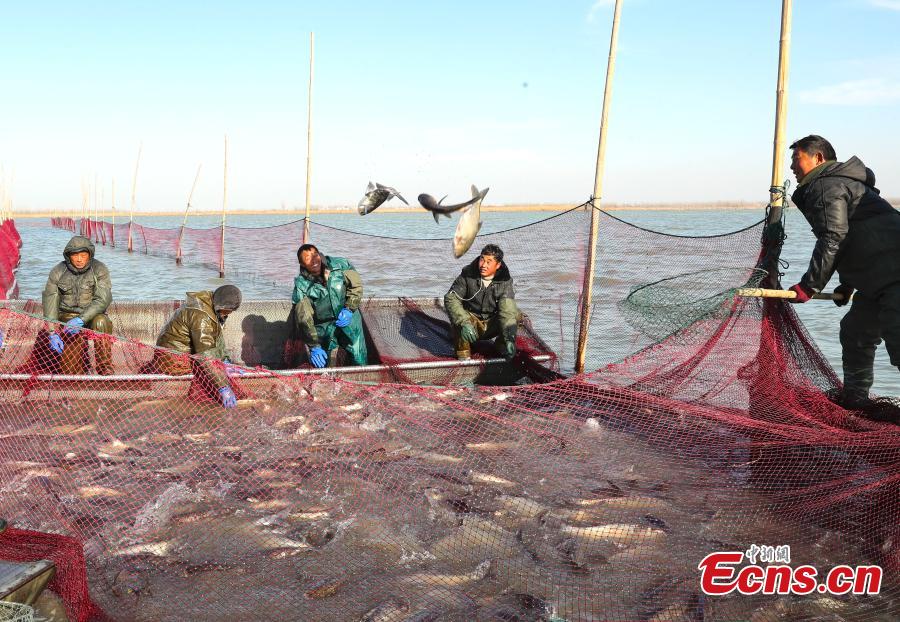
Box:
[0,219,21,301]
[6,208,891,620]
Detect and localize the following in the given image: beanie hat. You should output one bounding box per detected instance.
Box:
[212,284,242,311]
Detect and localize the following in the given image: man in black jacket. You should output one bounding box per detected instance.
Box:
[444,244,519,360]
[787,135,900,412]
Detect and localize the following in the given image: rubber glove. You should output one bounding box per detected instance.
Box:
[224,362,247,376]
[833,283,854,307]
[460,323,478,344]
[309,346,328,368]
[335,308,353,328]
[501,340,516,360]
[788,283,814,303]
[217,386,237,408]
[49,333,65,354]
[64,317,85,335]
[0,328,4,349]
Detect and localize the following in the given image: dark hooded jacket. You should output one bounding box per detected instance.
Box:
[791,157,900,295]
[444,257,517,326]
[42,236,112,322]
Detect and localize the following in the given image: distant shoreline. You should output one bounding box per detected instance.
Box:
[11,199,899,219]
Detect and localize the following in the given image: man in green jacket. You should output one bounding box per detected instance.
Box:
[444,244,519,360]
[291,244,367,368]
[148,285,242,408]
[41,235,114,374]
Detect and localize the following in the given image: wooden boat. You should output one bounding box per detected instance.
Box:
[0,298,556,399]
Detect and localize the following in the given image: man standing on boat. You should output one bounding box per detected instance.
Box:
[41,235,114,375]
[148,285,243,408]
[291,244,367,368]
[444,244,519,361]
[787,135,900,415]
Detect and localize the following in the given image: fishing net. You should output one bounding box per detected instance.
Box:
[5,206,893,620]
[0,219,21,301]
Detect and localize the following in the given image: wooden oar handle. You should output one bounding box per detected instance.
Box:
[736,287,845,301]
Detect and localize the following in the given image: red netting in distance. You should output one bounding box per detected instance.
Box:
[0,219,21,300]
[7,206,900,620]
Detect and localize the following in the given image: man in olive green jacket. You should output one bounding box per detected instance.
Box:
[444,244,519,360]
[291,244,367,368]
[42,235,114,374]
[148,285,242,408]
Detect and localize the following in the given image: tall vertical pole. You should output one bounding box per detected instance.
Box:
[220,136,228,278]
[128,143,142,253]
[303,32,315,244]
[761,0,793,288]
[111,179,116,247]
[574,0,623,374]
[178,164,202,266]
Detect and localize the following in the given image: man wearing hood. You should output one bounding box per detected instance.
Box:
[444,244,519,360]
[291,244,366,368]
[787,135,900,414]
[42,235,114,374]
[149,284,243,408]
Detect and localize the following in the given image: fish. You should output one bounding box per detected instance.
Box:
[452,185,487,258]
[418,185,489,224]
[358,182,408,215]
[402,559,491,587]
[560,523,667,546]
[304,575,347,599]
[468,470,517,488]
[112,540,174,557]
[359,596,409,622]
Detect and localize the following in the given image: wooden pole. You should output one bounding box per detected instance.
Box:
[128,143,142,253]
[574,0,623,375]
[111,179,116,246]
[761,0,792,288]
[177,164,202,266]
[737,287,844,301]
[220,136,227,278]
[303,32,314,244]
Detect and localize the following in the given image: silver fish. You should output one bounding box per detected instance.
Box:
[452,185,486,258]
[418,185,489,224]
[358,182,408,215]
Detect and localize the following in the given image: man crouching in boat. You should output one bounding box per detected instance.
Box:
[444,244,519,361]
[291,244,367,368]
[41,235,114,375]
[146,285,242,409]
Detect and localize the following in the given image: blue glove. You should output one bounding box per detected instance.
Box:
[48,333,65,354]
[335,307,353,328]
[217,386,237,408]
[501,340,516,360]
[309,346,328,368]
[224,362,247,376]
[64,317,85,335]
[0,328,4,349]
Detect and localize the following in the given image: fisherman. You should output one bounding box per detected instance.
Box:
[787,135,900,416]
[291,244,367,368]
[41,235,114,374]
[147,285,243,408]
[444,244,519,360]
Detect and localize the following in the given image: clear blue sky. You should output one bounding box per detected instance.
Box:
[0,1,898,212]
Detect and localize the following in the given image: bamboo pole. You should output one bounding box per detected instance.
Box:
[177,164,202,265]
[128,143,142,253]
[220,136,228,278]
[111,179,116,246]
[574,0,623,375]
[737,287,845,301]
[761,0,792,288]
[303,32,314,244]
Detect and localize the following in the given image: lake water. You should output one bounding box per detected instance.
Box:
[11,207,900,396]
